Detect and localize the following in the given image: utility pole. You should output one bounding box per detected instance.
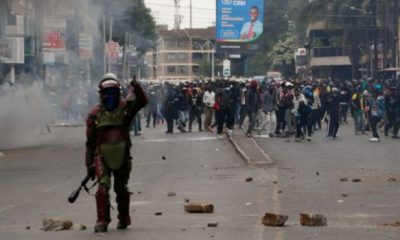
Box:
[372,0,378,77]
[190,0,192,29]
[174,0,181,30]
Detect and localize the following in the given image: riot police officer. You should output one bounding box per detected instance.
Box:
[85,73,148,233]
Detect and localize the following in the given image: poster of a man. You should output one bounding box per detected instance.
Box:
[240,6,263,40]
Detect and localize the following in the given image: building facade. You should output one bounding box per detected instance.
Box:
[307,21,352,80]
[146,26,224,82]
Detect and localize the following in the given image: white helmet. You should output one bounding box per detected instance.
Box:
[101,73,118,81]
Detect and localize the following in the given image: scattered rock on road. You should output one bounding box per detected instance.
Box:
[352,178,362,182]
[300,213,327,227]
[162,156,166,160]
[207,222,218,227]
[387,176,397,182]
[340,177,349,182]
[167,191,176,197]
[246,177,253,182]
[25,226,31,230]
[184,203,214,213]
[184,198,190,203]
[79,225,87,230]
[341,193,348,198]
[41,218,73,231]
[155,212,163,216]
[382,222,400,227]
[262,213,288,227]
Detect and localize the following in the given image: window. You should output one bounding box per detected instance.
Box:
[167,53,176,60]
[167,66,176,74]
[177,66,187,74]
[178,53,187,60]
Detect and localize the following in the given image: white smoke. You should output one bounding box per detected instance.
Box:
[0,82,55,149]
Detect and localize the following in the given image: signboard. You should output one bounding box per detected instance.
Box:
[216,0,265,53]
[105,41,120,61]
[223,59,231,77]
[79,33,93,59]
[42,19,66,65]
[0,38,24,64]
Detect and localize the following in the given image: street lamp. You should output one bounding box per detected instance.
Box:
[193,40,215,81]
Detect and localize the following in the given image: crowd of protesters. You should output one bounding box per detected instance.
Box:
[130,77,400,143]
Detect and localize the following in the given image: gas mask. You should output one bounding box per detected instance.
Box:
[101,88,120,111]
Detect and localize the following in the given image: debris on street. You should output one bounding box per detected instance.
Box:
[262,213,288,227]
[387,176,397,182]
[155,212,163,216]
[300,213,327,226]
[352,178,362,182]
[381,222,400,227]
[246,177,253,182]
[340,177,349,182]
[25,226,31,230]
[162,156,166,160]
[167,191,176,197]
[79,224,87,230]
[41,218,73,231]
[184,203,214,213]
[207,222,218,228]
[184,198,190,203]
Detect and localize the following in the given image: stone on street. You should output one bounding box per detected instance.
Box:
[0,124,399,240]
[262,213,288,227]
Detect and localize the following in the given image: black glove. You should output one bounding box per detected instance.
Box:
[87,165,95,181]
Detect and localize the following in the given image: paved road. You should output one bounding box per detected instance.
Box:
[253,123,400,239]
[0,126,271,240]
[0,122,399,240]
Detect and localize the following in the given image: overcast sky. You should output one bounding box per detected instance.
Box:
[144,0,216,29]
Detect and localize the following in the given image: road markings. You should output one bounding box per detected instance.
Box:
[135,136,218,143]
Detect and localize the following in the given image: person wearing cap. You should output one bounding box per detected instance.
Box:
[85,73,148,233]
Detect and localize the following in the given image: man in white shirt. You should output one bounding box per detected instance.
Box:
[203,86,215,132]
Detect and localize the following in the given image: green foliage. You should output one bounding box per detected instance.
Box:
[199,57,212,77]
[113,0,157,55]
[246,53,270,76]
[267,34,297,77]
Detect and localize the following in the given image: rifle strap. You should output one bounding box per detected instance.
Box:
[84,180,99,197]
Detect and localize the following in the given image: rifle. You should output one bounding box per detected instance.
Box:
[68,173,98,204]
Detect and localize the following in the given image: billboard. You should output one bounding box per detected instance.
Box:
[216,0,265,53]
[42,19,66,65]
[0,38,24,64]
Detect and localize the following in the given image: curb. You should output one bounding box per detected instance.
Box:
[226,132,252,165]
[227,131,274,166]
